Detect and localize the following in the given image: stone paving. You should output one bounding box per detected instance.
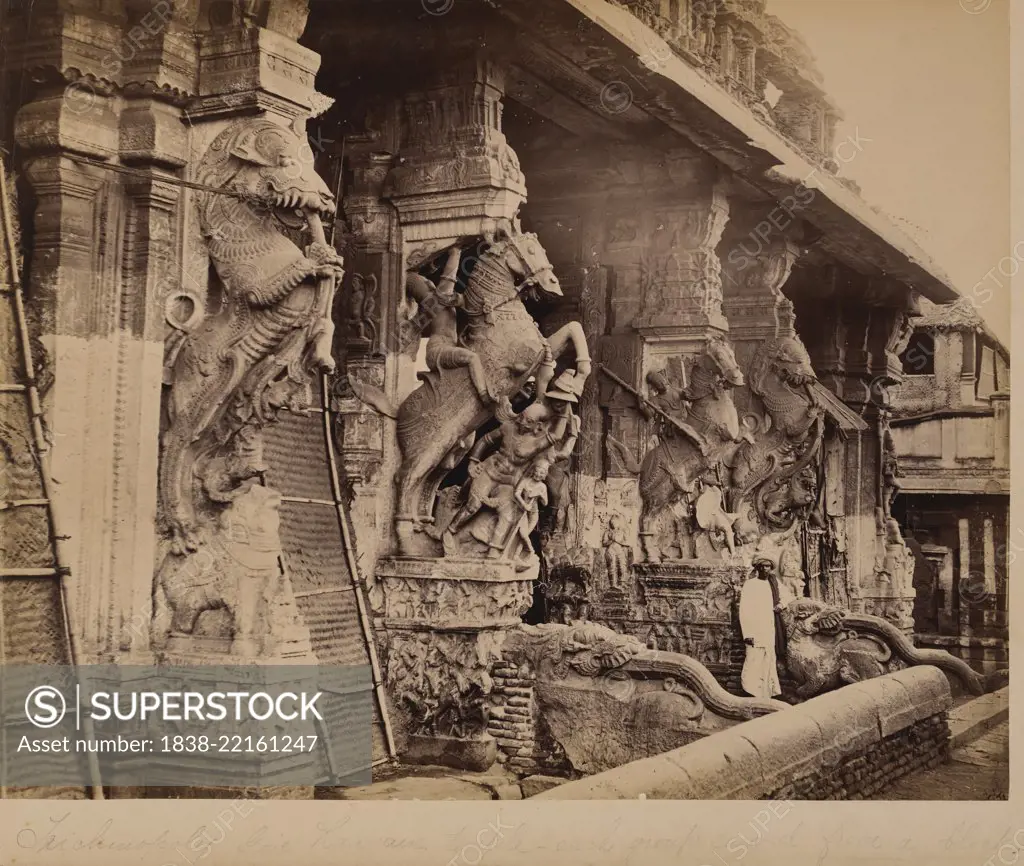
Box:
[869,720,1009,800]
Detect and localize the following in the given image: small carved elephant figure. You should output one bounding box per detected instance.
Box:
[154,484,283,655]
[780,598,892,700]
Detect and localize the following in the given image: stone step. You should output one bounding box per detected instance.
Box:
[948,687,1009,749]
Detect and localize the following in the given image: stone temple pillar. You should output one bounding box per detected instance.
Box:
[8,0,201,663]
[6,0,339,797]
[372,54,535,770]
[785,263,921,632]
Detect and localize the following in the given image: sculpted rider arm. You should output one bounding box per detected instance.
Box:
[467,427,503,469]
[434,247,463,304]
[544,403,573,446]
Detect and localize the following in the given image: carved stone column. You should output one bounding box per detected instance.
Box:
[370,57,543,770]
[599,147,731,489]
[7,0,201,663]
[787,265,921,633]
[385,54,526,252]
[634,163,730,337]
[717,211,820,616]
[333,134,402,596]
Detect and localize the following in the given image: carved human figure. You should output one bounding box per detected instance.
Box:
[508,456,550,558]
[643,367,687,421]
[608,338,745,562]
[438,388,577,560]
[405,247,495,404]
[437,368,580,556]
[603,514,630,588]
[536,369,584,537]
[881,418,902,517]
[347,273,379,348]
[394,222,592,551]
[880,516,914,595]
[438,403,556,544]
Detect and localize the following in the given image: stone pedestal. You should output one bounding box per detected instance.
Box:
[603,561,747,691]
[374,556,534,770]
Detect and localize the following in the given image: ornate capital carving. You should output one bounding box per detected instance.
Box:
[634,180,730,334]
[385,57,526,243]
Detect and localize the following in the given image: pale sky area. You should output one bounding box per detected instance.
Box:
[768,0,1011,345]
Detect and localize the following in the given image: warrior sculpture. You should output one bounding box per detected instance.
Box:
[394,220,591,555]
[404,247,495,405]
[429,372,582,562]
[607,337,747,562]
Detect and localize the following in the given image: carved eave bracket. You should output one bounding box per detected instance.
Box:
[718,205,806,342]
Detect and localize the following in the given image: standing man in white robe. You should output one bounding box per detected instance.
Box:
[739,554,785,699]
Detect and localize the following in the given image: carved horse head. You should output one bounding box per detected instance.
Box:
[200,118,337,222]
[768,334,816,387]
[477,222,562,299]
[683,337,744,442]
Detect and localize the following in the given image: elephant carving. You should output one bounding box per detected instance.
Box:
[153,484,303,658]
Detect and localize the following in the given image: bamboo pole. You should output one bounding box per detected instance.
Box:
[318,372,398,761]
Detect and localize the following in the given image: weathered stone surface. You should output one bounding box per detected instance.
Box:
[338,776,494,801]
[663,731,764,799]
[493,783,523,800]
[948,686,1009,748]
[402,734,498,773]
[735,706,826,785]
[844,675,922,739]
[520,775,566,798]
[885,666,953,718]
[800,685,883,765]
[535,672,955,800]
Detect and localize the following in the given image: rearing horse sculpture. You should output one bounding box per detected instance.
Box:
[395,222,591,556]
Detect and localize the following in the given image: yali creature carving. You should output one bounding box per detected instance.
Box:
[155,117,342,650]
[779,598,985,700]
[728,302,825,533]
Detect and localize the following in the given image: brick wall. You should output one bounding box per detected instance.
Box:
[488,660,574,777]
[767,713,950,800]
[488,661,540,775]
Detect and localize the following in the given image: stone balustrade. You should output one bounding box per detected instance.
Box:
[533,666,953,800]
[608,0,842,168]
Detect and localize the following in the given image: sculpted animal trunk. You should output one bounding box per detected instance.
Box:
[780,598,985,700]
